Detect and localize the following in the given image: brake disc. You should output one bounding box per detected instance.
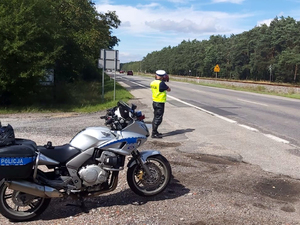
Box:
[141,163,162,187]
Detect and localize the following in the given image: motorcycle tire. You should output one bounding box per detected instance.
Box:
[127,155,172,196]
[0,181,51,222]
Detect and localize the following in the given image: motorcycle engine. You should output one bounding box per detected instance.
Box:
[78,151,123,187]
[78,165,108,187]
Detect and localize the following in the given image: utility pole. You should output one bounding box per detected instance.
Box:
[269,64,272,82]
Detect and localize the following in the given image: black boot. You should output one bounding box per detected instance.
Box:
[152,124,162,138]
[151,133,162,138]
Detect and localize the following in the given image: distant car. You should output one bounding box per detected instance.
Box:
[120,70,125,74]
[163,74,169,82]
[127,70,133,75]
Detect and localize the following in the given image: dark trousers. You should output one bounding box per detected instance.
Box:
[152,102,165,134]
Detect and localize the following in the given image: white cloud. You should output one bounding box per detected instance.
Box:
[120,21,131,28]
[95,2,252,62]
[136,3,161,8]
[96,4,250,35]
[119,52,143,63]
[257,12,284,26]
[257,18,273,26]
[145,18,220,34]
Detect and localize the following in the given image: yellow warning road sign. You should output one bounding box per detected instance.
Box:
[214,64,220,73]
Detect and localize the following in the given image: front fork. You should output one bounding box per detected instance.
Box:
[127,149,161,176]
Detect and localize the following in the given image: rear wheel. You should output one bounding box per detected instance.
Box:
[0,182,51,222]
[127,155,171,196]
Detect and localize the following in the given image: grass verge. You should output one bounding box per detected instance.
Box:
[0,77,133,114]
[185,79,300,100]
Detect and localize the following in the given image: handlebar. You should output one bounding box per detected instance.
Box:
[100,101,144,130]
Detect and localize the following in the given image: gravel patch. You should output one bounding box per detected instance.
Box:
[1,100,300,224]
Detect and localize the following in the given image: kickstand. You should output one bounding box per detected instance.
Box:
[66,196,89,213]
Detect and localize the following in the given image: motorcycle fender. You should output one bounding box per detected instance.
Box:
[127,150,161,168]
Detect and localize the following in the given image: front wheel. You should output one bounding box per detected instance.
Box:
[127,155,172,196]
[0,182,51,222]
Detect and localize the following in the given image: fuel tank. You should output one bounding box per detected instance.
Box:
[70,127,114,150]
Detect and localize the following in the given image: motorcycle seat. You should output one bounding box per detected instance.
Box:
[37,144,81,164]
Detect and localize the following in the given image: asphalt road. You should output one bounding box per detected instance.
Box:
[116,74,300,179]
[119,74,300,146]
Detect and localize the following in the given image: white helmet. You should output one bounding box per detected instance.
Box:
[156,70,166,76]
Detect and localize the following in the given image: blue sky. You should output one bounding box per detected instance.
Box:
[94,0,300,63]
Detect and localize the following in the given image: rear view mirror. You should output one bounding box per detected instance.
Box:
[131,104,137,111]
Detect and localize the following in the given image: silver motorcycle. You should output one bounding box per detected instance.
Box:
[0,101,172,221]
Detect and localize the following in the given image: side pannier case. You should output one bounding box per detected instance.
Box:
[0,139,37,179]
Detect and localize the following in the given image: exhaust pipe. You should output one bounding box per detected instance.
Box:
[5,181,63,198]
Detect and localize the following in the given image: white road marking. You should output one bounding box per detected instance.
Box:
[129,80,147,88]
[264,134,290,144]
[214,115,237,124]
[168,95,217,116]
[237,98,268,107]
[238,124,259,132]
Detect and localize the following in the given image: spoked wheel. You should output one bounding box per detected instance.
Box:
[0,182,51,222]
[127,155,172,196]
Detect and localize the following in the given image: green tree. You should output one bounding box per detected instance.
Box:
[0,0,63,104]
[124,16,300,84]
[53,1,120,82]
[277,47,300,82]
[0,0,120,105]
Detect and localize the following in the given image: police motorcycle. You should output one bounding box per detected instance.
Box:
[0,101,172,222]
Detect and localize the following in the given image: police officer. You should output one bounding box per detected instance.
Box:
[150,70,171,138]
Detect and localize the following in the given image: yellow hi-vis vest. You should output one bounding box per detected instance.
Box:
[150,80,167,103]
